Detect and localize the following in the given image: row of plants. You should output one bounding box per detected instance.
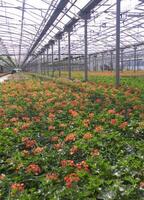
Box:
[0,77,144,199]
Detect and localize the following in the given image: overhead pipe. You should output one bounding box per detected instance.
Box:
[22,0,69,66]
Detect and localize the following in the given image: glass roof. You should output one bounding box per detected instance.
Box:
[0,0,144,66]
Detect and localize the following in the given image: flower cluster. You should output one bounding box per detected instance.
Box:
[25,163,41,175]
[11,183,25,192]
[64,173,80,188]
[1,77,144,199]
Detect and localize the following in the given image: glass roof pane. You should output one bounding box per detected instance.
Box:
[0,0,144,65]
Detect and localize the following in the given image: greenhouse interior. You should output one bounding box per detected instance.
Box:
[0,0,144,199]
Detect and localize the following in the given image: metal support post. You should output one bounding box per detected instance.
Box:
[110,51,113,71]
[52,44,54,77]
[89,55,91,71]
[102,53,104,71]
[94,55,97,71]
[68,31,71,79]
[84,17,88,81]
[134,46,137,72]
[116,0,121,87]
[43,52,46,74]
[41,55,43,74]
[121,49,124,72]
[58,39,61,77]
[47,48,49,76]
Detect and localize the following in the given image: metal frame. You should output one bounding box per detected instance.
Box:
[0,0,144,80]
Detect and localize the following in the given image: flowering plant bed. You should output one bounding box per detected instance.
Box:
[0,78,144,199]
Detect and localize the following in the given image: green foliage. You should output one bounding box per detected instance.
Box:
[0,78,144,199]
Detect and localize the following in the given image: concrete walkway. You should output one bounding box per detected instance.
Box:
[0,74,11,83]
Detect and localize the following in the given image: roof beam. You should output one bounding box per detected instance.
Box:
[18,0,26,66]
[22,0,69,66]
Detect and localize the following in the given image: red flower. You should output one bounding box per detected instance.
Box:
[76,161,89,172]
[83,133,93,140]
[119,121,128,129]
[48,113,55,119]
[95,98,101,103]
[70,146,78,155]
[53,143,63,150]
[68,109,78,117]
[51,136,59,142]
[22,137,36,149]
[64,173,80,188]
[95,125,103,132]
[48,126,55,131]
[91,149,100,157]
[11,183,25,192]
[10,117,19,123]
[83,119,90,127]
[21,123,31,130]
[46,173,59,181]
[33,147,44,154]
[61,160,75,168]
[110,119,117,125]
[71,100,78,106]
[25,163,41,175]
[65,133,76,142]
[108,109,116,114]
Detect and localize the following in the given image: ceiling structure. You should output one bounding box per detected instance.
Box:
[0,0,144,67]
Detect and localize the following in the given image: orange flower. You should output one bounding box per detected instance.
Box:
[33,116,41,122]
[70,146,78,155]
[11,183,25,192]
[53,143,63,150]
[89,112,94,119]
[71,100,78,106]
[61,101,67,107]
[95,98,101,103]
[83,133,93,140]
[110,119,117,125]
[21,123,31,130]
[68,109,78,117]
[13,128,19,134]
[65,133,76,142]
[76,161,89,172]
[95,125,103,132]
[61,160,75,168]
[25,163,41,175]
[59,123,67,128]
[91,149,100,157]
[10,117,19,123]
[46,173,59,181]
[33,147,44,154]
[119,121,128,129]
[48,126,55,131]
[22,137,36,149]
[108,109,116,114]
[64,173,80,188]
[51,136,59,142]
[83,119,90,128]
[22,116,30,122]
[49,113,55,118]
